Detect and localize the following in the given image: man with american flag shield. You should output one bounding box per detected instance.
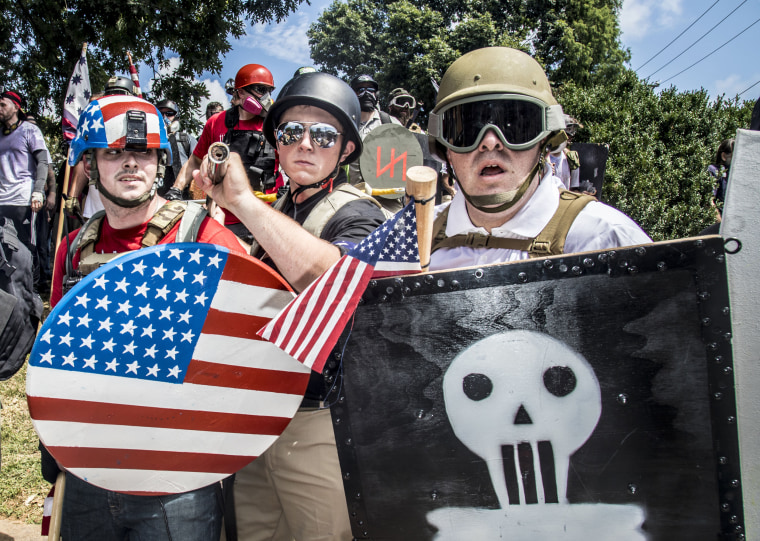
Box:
[29,94,305,540]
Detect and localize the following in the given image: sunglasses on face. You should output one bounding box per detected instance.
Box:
[432,94,555,153]
[276,121,342,149]
[390,95,415,109]
[161,111,176,118]
[355,87,376,97]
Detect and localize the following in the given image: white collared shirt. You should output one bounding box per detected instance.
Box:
[429,169,652,272]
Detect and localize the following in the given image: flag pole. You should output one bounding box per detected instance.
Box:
[406,166,437,271]
[53,149,73,258]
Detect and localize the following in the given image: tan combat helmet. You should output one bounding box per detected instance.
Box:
[429,47,566,159]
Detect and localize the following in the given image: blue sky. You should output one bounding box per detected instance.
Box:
[141,0,760,126]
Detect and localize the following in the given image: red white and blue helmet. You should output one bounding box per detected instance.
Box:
[69,95,172,166]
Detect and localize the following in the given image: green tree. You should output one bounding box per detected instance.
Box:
[308,0,628,109]
[0,0,305,148]
[558,69,753,240]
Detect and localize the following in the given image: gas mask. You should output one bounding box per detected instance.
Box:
[241,92,272,116]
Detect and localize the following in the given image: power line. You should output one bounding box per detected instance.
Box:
[739,79,760,97]
[635,0,721,72]
[659,16,760,85]
[645,0,749,80]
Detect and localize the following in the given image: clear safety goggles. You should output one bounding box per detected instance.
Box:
[429,94,565,153]
[276,121,342,149]
[389,95,416,109]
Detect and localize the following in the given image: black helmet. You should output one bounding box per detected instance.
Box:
[349,74,378,92]
[225,78,235,96]
[264,72,363,164]
[156,99,179,115]
[104,75,136,96]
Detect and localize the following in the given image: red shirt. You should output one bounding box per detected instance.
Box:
[51,211,243,307]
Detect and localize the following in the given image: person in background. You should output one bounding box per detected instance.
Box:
[0,89,49,291]
[206,101,224,121]
[156,99,197,199]
[707,137,734,219]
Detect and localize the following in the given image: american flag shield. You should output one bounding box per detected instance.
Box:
[27,243,311,495]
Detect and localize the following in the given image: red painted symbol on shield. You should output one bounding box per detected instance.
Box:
[376,147,408,181]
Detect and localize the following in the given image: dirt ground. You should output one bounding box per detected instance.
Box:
[0,519,44,541]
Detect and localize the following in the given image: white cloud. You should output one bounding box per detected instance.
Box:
[197,79,231,122]
[241,14,313,66]
[715,73,760,99]
[620,0,683,41]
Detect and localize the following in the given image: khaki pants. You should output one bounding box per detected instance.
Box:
[233,407,352,541]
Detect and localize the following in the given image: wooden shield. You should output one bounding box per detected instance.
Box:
[27,243,311,495]
[327,238,742,539]
[359,124,424,198]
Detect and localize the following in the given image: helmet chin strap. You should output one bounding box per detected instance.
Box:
[91,150,167,209]
[456,156,543,214]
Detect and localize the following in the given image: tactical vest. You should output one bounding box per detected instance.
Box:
[431,189,596,258]
[65,201,208,285]
[223,108,277,193]
[250,183,388,259]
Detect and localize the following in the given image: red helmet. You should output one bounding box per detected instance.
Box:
[235,64,274,90]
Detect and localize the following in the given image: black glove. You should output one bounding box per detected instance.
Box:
[164,187,183,201]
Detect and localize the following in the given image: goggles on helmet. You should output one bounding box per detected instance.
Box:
[389,95,415,109]
[429,94,565,153]
[276,121,342,149]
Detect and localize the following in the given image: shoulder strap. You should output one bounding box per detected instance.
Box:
[179,132,191,157]
[176,201,208,243]
[301,184,384,238]
[72,210,106,268]
[142,200,188,247]
[379,111,393,125]
[169,134,182,175]
[430,190,595,257]
[529,190,595,257]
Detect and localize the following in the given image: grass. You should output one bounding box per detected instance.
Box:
[1,362,49,524]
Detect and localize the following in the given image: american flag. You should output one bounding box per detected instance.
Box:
[76,94,167,150]
[62,43,92,142]
[258,201,421,373]
[26,243,311,495]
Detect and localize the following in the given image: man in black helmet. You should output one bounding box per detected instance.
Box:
[103,75,137,96]
[347,74,400,187]
[427,47,651,271]
[156,99,197,198]
[194,71,387,541]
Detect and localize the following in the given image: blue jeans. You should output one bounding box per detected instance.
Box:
[61,473,223,541]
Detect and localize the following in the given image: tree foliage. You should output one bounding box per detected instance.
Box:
[0,0,306,149]
[558,70,753,240]
[308,0,628,112]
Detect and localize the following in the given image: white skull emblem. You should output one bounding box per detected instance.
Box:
[443,330,602,507]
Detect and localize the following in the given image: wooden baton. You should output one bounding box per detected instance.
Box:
[406,165,437,270]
